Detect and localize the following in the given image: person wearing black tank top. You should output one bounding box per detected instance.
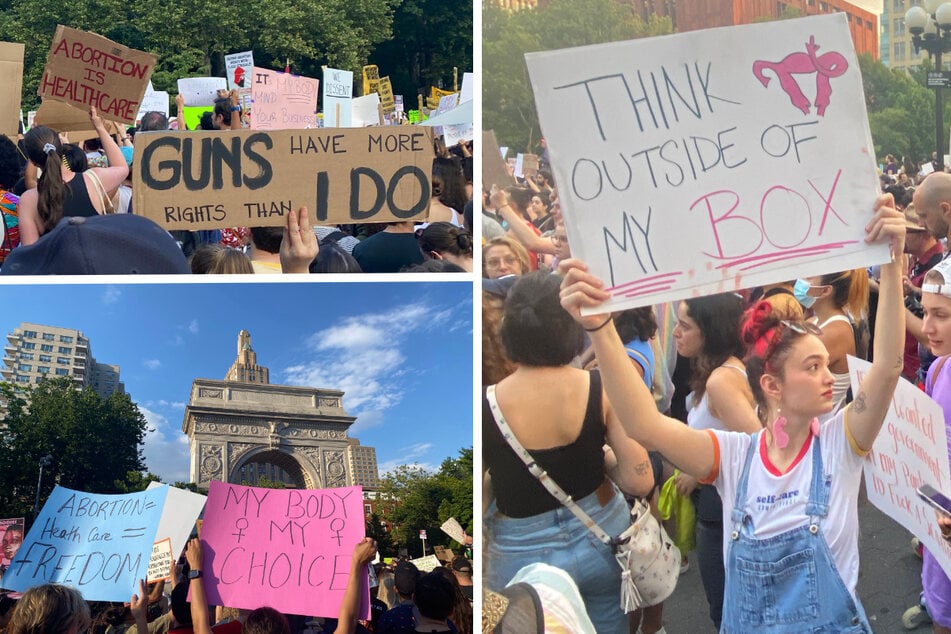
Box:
[483,272,654,634]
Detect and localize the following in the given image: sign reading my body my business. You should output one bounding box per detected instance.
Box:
[526,14,889,312]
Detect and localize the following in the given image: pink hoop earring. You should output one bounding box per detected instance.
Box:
[773,409,790,449]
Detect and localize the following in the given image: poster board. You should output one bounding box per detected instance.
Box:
[849,357,951,580]
[378,77,395,114]
[410,554,441,572]
[0,43,24,137]
[39,26,156,125]
[133,126,434,229]
[146,481,205,576]
[362,64,380,96]
[0,517,25,579]
[482,130,515,190]
[225,51,254,90]
[526,14,889,311]
[352,93,382,127]
[199,482,369,619]
[147,538,173,582]
[181,106,213,131]
[250,67,319,130]
[177,77,227,107]
[0,485,167,601]
[323,67,353,128]
[137,88,169,121]
[439,517,466,544]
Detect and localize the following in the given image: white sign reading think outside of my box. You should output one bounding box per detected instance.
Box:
[526,14,889,312]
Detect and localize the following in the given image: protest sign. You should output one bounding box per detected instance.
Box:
[250,67,319,130]
[0,517,25,579]
[439,517,466,544]
[200,482,368,618]
[352,93,382,127]
[177,77,227,107]
[362,65,380,96]
[225,51,254,90]
[378,77,395,114]
[137,88,169,121]
[0,43,24,137]
[483,130,515,189]
[0,485,167,601]
[526,14,888,311]
[410,554,441,572]
[133,126,433,230]
[849,357,951,579]
[39,26,156,125]
[146,481,205,572]
[514,153,525,179]
[147,538,173,582]
[35,99,101,132]
[181,106,213,131]
[323,67,353,128]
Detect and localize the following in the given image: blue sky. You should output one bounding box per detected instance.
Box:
[0,282,473,483]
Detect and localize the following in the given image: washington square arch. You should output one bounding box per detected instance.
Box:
[182,329,380,489]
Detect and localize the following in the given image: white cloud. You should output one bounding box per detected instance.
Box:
[139,406,191,483]
[143,359,161,370]
[102,286,122,305]
[188,319,199,335]
[378,443,437,475]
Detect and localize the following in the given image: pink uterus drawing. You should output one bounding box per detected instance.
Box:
[752,36,848,116]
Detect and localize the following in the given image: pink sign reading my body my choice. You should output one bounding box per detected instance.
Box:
[250,67,319,130]
[199,481,367,618]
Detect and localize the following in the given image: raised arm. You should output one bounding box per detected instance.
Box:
[847,194,906,451]
[560,262,716,480]
[89,106,129,193]
[490,189,557,255]
[333,538,377,634]
[129,578,149,634]
[186,538,213,634]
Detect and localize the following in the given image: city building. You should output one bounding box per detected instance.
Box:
[347,438,381,489]
[880,0,924,71]
[1,322,124,399]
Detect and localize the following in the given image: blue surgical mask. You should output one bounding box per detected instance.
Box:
[793,279,816,309]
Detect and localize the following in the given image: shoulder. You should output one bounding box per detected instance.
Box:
[707,362,749,394]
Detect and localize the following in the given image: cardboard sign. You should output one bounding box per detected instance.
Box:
[849,357,951,580]
[39,26,156,125]
[483,130,515,190]
[323,67,353,128]
[0,485,167,601]
[410,554,441,572]
[526,14,888,311]
[34,99,96,132]
[200,482,368,618]
[147,538,173,582]
[362,65,380,96]
[133,126,434,230]
[352,93,382,127]
[378,77,395,114]
[251,67,319,130]
[0,43,24,137]
[225,51,254,90]
[177,77,227,107]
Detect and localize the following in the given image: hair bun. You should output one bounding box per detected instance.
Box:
[740,300,776,346]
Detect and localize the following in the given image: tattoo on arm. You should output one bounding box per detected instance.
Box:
[852,391,867,413]
[633,461,649,476]
[895,355,904,370]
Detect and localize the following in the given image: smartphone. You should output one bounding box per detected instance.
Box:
[917,484,951,517]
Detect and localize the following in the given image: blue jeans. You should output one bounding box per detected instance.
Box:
[485,485,630,634]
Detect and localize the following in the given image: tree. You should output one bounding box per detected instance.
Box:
[377,447,472,558]
[0,378,148,518]
[366,512,395,557]
[484,1,672,151]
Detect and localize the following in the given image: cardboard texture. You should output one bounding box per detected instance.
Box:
[482,130,515,189]
[0,43,24,137]
[133,126,434,230]
[35,99,100,132]
[39,26,156,125]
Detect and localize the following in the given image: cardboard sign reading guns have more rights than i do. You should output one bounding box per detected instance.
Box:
[133,126,434,230]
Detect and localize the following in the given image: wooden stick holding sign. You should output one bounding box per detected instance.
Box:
[526,13,888,311]
[133,126,434,230]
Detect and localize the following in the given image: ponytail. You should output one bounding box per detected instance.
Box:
[23,126,68,233]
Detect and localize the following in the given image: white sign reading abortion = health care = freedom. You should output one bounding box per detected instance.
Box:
[526,14,889,312]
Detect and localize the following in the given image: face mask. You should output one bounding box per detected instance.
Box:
[793,279,816,309]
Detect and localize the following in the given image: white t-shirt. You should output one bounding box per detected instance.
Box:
[708,408,865,596]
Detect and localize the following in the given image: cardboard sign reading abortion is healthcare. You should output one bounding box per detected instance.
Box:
[133,126,433,230]
[0,485,167,601]
[40,26,156,125]
[200,482,368,618]
[251,67,319,130]
[526,14,887,311]
[849,358,951,579]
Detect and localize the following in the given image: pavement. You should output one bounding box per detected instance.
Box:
[662,496,927,633]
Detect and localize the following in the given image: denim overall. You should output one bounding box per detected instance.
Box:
[720,432,871,633]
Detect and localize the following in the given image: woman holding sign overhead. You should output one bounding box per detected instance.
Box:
[17,106,129,246]
[915,258,951,634]
[559,193,905,633]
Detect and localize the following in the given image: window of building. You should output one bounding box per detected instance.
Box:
[867,20,874,30]
[55,368,68,376]
[22,342,35,350]
[20,352,33,360]
[819,1,828,10]
[39,354,51,362]
[57,357,69,365]
[364,504,372,514]
[22,330,36,338]
[17,363,31,372]
[58,346,71,354]
[40,344,53,352]
[895,41,907,58]
[38,366,50,374]
[59,335,73,343]
[894,17,905,36]
[894,0,903,8]
[41,333,54,341]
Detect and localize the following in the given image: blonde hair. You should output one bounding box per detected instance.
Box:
[482,237,530,278]
[8,584,90,634]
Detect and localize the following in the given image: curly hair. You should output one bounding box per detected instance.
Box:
[615,306,657,343]
[483,290,516,384]
[7,584,90,634]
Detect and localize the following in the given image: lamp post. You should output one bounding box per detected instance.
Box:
[32,454,52,518]
[906,1,951,172]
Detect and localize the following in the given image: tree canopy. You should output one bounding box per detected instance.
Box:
[484,0,672,152]
[0,378,148,519]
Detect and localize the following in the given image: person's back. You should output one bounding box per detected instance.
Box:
[352,222,423,273]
